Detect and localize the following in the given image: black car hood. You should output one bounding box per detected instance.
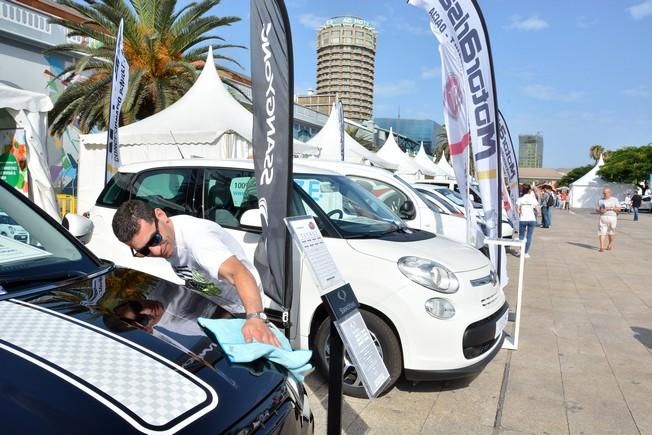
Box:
[0,267,294,434]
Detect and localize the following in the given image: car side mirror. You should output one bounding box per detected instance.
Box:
[399,200,416,220]
[239,208,262,229]
[62,213,94,244]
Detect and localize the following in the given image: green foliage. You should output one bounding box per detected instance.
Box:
[434,124,449,161]
[597,145,652,190]
[589,144,605,163]
[557,165,593,187]
[47,0,243,136]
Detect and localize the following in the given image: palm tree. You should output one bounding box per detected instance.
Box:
[589,144,605,163]
[47,0,242,136]
[434,124,449,161]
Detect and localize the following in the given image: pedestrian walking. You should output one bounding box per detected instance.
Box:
[540,186,554,228]
[631,190,642,221]
[596,187,621,252]
[517,184,540,259]
[111,199,280,346]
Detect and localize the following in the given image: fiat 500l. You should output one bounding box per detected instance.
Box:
[68,159,508,398]
[0,179,313,434]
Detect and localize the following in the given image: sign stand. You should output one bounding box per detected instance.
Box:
[284,216,391,435]
[327,321,344,435]
[485,238,525,350]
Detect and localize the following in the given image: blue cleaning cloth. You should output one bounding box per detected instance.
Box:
[197,318,313,382]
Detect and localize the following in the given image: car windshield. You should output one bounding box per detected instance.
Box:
[0,182,100,292]
[416,188,460,214]
[435,188,465,206]
[294,173,404,237]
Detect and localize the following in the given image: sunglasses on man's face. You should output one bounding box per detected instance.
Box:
[131,218,163,257]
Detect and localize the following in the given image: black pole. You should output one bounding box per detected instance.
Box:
[327,320,344,435]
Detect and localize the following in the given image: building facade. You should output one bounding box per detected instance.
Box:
[315,16,376,121]
[374,118,441,155]
[518,133,544,168]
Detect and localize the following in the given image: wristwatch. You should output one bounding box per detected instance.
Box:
[245,311,268,321]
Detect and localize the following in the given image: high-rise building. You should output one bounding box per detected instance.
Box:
[518,133,544,168]
[315,16,376,121]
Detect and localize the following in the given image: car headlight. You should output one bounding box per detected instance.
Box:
[398,256,460,293]
[425,298,456,319]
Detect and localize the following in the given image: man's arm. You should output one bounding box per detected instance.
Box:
[219,256,280,347]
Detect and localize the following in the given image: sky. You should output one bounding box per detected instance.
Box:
[201,0,652,169]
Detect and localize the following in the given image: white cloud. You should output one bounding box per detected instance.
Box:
[508,15,549,31]
[375,80,416,97]
[368,15,388,32]
[298,13,329,30]
[628,0,652,19]
[623,86,651,97]
[522,85,582,102]
[576,16,598,29]
[420,67,441,80]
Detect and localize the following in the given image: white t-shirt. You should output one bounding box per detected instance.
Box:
[597,197,620,217]
[516,194,538,222]
[168,215,265,314]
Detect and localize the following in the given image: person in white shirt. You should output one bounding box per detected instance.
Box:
[112,200,280,347]
[596,187,620,252]
[516,184,540,258]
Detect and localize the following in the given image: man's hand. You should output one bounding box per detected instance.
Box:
[242,318,281,347]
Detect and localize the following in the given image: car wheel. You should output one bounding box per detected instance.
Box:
[313,310,402,398]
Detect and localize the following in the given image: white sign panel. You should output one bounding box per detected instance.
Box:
[284,216,346,294]
[336,311,391,398]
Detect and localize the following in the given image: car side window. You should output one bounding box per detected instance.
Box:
[349,176,408,216]
[132,169,195,217]
[96,172,132,207]
[202,168,255,229]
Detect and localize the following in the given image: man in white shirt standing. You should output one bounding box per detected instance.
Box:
[112,200,280,346]
[596,187,620,252]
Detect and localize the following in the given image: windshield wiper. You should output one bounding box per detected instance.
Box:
[345,222,405,239]
[0,270,87,287]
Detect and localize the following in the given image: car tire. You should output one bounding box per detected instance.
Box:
[313,310,402,398]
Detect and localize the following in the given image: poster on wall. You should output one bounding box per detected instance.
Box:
[0,129,29,194]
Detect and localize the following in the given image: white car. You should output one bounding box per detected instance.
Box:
[640,195,652,212]
[0,210,30,244]
[300,160,486,250]
[414,184,514,238]
[67,159,507,397]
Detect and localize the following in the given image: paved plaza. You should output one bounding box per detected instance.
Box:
[306,208,652,434]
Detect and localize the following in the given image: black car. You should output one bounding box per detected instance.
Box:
[0,179,313,434]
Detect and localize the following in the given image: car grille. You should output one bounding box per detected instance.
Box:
[462,303,508,359]
[14,234,27,242]
[470,274,493,287]
[480,291,499,308]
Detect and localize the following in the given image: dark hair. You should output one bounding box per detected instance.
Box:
[112,200,155,243]
[521,184,531,196]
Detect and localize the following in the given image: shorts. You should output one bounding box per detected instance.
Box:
[598,215,617,236]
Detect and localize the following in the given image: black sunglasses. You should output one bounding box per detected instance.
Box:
[118,300,151,327]
[131,218,163,257]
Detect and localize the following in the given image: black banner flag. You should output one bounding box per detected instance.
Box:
[250,0,294,318]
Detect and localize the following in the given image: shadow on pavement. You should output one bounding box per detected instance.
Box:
[395,373,477,393]
[567,241,599,251]
[631,327,652,349]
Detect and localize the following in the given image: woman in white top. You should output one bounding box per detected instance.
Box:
[516,184,540,258]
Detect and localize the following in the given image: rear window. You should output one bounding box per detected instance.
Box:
[96,173,132,207]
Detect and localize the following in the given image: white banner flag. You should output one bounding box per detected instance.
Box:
[409,0,505,285]
[105,19,129,184]
[498,110,519,226]
[337,100,345,161]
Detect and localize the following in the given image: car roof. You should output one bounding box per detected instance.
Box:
[117,158,341,176]
[296,159,396,178]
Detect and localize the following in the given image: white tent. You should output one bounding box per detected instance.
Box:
[77,47,318,212]
[376,129,435,180]
[306,104,397,170]
[569,156,632,208]
[435,154,455,178]
[0,83,59,219]
[414,142,450,177]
